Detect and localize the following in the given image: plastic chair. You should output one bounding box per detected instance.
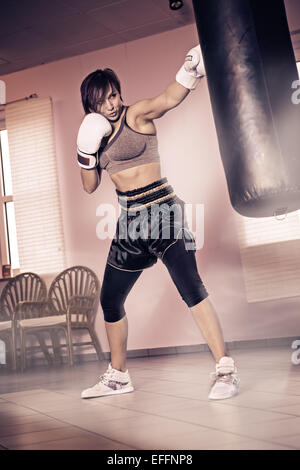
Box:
[0,313,17,370]
[17,266,103,369]
[0,272,47,370]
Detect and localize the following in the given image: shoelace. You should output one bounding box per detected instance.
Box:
[210,372,236,386]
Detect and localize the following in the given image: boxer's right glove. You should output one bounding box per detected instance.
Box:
[77,113,112,170]
[176,45,206,90]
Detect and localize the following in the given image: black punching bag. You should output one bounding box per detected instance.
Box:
[192,0,300,217]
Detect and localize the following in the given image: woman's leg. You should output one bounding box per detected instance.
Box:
[162,236,239,400]
[100,263,143,371]
[81,264,143,399]
[105,316,128,372]
[161,237,226,362]
[190,297,226,362]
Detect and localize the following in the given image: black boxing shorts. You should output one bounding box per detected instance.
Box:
[106,177,196,271]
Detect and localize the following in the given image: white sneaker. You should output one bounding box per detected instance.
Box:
[208,356,240,400]
[81,363,134,399]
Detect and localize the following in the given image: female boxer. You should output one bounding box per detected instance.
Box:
[78,46,239,400]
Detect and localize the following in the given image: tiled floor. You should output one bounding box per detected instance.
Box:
[0,346,299,450]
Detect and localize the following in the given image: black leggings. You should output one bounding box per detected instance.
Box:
[100,235,209,323]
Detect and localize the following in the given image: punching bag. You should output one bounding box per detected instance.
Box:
[192,0,300,217]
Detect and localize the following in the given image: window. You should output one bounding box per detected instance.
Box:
[234,210,300,303]
[1,96,66,275]
[0,129,20,272]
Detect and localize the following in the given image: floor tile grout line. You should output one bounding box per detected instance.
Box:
[265,437,300,450]
[3,436,138,451]
[3,386,300,416]
[0,427,138,451]
[82,389,300,418]
[0,406,152,432]
[2,386,300,404]
[49,400,300,448]
[2,396,300,449]
[0,401,139,450]
[6,380,300,403]
[0,396,286,450]
[0,421,75,437]
[134,385,300,399]
[3,390,300,434]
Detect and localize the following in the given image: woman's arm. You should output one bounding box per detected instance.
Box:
[130,81,190,121]
[81,166,102,194]
[130,45,205,122]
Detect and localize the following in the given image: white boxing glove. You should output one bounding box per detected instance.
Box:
[176,45,206,90]
[77,113,112,170]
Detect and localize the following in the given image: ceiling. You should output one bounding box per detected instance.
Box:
[0,0,300,77]
[0,0,195,76]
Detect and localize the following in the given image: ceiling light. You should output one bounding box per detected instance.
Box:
[169,0,183,10]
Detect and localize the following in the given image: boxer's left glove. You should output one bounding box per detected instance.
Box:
[176,45,205,90]
[77,113,112,170]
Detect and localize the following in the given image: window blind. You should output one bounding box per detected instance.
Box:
[234,210,300,302]
[5,97,66,274]
[234,62,300,303]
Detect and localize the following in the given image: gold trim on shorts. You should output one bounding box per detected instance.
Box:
[122,192,176,212]
[118,182,169,201]
[161,228,183,259]
[161,228,196,259]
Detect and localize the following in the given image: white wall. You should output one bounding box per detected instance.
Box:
[1,23,299,354]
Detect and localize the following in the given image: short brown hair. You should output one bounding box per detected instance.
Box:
[80,68,122,114]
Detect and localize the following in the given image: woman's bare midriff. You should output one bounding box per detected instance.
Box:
[110,162,162,192]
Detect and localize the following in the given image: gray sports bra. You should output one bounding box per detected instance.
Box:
[98,106,160,175]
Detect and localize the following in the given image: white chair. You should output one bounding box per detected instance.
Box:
[0,272,47,370]
[17,266,103,370]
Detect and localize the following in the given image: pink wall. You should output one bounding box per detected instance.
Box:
[1,24,299,354]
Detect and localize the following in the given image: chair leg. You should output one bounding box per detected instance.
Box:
[66,323,74,366]
[11,326,17,371]
[2,336,11,369]
[88,325,104,361]
[35,332,53,366]
[50,329,62,364]
[20,329,27,372]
